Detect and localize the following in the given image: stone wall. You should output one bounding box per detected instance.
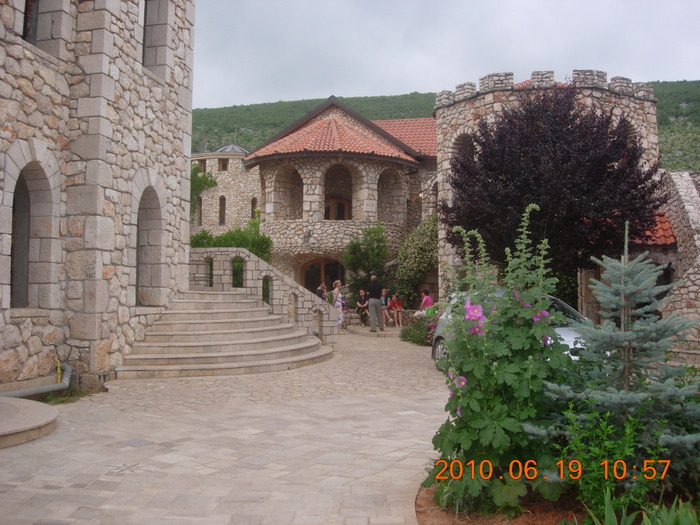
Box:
[0,0,194,391]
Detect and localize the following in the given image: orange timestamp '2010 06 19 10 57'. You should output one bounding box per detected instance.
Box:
[434,459,671,481]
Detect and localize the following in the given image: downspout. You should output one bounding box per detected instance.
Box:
[0,362,72,398]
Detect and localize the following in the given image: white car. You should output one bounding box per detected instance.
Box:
[431,294,585,370]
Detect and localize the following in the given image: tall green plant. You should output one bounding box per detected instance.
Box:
[424,205,573,515]
[395,215,438,307]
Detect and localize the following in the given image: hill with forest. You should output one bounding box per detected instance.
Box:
[192,80,700,172]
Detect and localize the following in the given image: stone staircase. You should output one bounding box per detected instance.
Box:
[116,290,332,379]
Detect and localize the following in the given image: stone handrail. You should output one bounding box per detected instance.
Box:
[189,247,338,344]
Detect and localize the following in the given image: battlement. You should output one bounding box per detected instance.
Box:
[435,69,655,108]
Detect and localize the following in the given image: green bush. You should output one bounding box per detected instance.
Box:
[395,215,438,307]
[400,317,432,346]
[190,220,272,261]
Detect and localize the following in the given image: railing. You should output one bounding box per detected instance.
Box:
[189,247,338,344]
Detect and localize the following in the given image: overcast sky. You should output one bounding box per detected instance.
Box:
[192,0,700,109]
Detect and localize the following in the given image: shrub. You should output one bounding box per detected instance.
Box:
[395,215,438,307]
[400,317,432,346]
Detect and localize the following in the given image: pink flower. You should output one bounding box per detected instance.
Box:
[533,310,550,322]
[469,324,484,336]
[456,406,462,417]
[453,376,467,388]
[542,334,552,346]
[464,299,484,321]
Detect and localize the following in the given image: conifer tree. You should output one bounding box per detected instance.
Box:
[541,226,700,502]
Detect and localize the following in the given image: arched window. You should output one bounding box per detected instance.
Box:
[23,0,40,44]
[11,175,30,307]
[324,165,353,221]
[218,196,226,225]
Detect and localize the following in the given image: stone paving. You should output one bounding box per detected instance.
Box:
[0,332,447,524]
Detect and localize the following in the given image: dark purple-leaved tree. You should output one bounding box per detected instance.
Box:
[440,85,665,281]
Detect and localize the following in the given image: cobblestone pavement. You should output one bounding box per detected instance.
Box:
[0,333,448,524]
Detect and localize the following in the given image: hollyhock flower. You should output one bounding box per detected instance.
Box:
[453,376,467,388]
[533,310,550,322]
[456,406,462,417]
[469,324,485,336]
[464,299,484,321]
[542,334,552,346]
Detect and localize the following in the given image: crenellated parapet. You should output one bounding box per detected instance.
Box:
[436,69,656,111]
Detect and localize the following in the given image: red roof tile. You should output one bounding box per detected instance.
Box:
[373,118,437,157]
[246,114,419,165]
[641,213,676,246]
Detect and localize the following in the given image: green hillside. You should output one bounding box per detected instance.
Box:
[192,81,700,171]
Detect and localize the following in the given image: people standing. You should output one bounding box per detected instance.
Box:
[332,280,344,334]
[389,293,404,328]
[367,275,384,332]
[316,281,327,300]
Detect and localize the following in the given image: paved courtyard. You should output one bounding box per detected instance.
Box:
[0,332,447,524]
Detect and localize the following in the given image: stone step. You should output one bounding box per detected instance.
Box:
[158,306,271,322]
[181,290,247,301]
[117,346,333,379]
[143,322,295,343]
[132,330,311,354]
[0,398,58,449]
[168,298,261,311]
[152,314,282,332]
[123,339,320,366]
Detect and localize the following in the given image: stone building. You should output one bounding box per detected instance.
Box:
[191,143,261,235]
[243,96,438,291]
[0,0,194,390]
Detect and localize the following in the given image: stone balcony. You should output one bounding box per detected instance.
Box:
[261,220,405,260]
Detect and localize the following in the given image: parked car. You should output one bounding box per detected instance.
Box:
[431,294,585,370]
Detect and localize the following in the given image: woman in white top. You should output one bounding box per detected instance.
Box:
[332,280,344,334]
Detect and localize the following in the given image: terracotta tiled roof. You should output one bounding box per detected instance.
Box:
[639,213,676,246]
[246,115,418,165]
[372,118,437,157]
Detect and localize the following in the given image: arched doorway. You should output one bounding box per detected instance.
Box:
[300,258,345,294]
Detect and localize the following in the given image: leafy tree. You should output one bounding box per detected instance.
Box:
[440,85,665,279]
[189,164,217,217]
[342,224,389,291]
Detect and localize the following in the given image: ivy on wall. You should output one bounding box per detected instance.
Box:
[395,214,438,307]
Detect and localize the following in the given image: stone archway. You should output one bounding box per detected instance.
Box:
[136,186,168,306]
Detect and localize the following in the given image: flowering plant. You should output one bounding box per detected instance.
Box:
[425,205,574,515]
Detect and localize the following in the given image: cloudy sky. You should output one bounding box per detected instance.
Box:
[192,0,700,109]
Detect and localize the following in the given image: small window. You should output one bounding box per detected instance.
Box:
[219,158,229,171]
[251,197,258,219]
[195,197,202,226]
[324,198,351,220]
[198,159,207,173]
[218,196,226,225]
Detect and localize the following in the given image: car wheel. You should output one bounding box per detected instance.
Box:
[432,337,447,371]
